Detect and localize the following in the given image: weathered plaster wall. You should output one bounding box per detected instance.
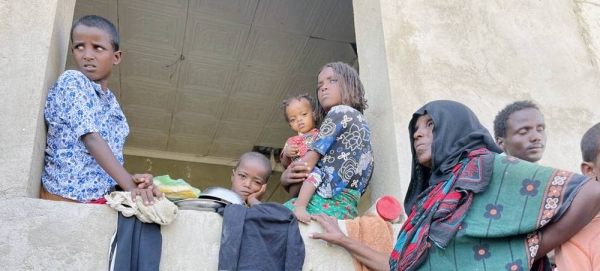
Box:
[0,197,363,271]
[575,0,600,76]
[0,0,76,199]
[354,0,600,203]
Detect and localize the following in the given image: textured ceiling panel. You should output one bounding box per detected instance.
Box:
[189,0,259,24]
[311,0,357,43]
[213,121,260,144]
[182,16,250,63]
[170,115,219,140]
[119,81,175,113]
[242,27,308,71]
[167,136,212,155]
[120,49,180,87]
[230,67,287,101]
[139,0,189,10]
[253,0,326,35]
[255,125,295,149]
[281,74,318,101]
[208,141,253,158]
[127,130,169,150]
[295,38,357,75]
[173,91,226,119]
[177,58,236,94]
[71,0,356,161]
[118,2,187,54]
[221,98,269,124]
[123,108,172,135]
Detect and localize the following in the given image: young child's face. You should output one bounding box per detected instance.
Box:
[71,24,121,89]
[231,158,268,201]
[317,67,342,111]
[286,98,315,134]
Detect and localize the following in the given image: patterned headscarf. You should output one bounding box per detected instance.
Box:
[391,100,502,270]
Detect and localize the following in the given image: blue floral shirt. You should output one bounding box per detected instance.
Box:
[42,70,129,202]
[309,105,374,198]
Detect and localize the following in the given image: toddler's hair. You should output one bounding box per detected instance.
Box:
[315,62,368,124]
[71,15,120,51]
[234,152,272,182]
[581,122,600,163]
[281,93,315,122]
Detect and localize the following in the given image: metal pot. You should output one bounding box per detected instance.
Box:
[198,187,245,205]
[174,198,226,212]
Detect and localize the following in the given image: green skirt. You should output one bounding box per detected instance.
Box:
[284,188,360,220]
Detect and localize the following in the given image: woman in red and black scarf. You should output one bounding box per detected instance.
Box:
[309,100,600,271]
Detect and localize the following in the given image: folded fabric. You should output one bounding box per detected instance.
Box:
[153,175,201,201]
[345,214,394,271]
[105,191,178,225]
[109,212,162,271]
[218,203,305,271]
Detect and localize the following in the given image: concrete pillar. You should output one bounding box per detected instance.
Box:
[0,0,77,198]
[353,0,600,206]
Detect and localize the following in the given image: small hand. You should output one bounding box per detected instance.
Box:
[248,184,267,202]
[284,145,300,158]
[308,214,345,245]
[294,206,312,224]
[132,173,153,189]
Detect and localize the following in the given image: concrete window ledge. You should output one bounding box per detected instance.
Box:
[1,197,364,270]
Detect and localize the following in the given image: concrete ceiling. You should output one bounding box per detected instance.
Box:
[67,0,357,162]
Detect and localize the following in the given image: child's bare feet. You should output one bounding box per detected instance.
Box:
[294,207,311,224]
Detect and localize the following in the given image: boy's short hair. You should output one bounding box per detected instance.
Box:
[71,15,120,51]
[281,93,314,122]
[581,122,600,163]
[234,152,272,182]
[493,100,540,139]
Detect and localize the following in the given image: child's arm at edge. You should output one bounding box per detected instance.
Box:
[82,132,161,205]
[299,150,321,171]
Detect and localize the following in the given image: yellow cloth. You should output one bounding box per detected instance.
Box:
[105,191,178,225]
[345,214,394,271]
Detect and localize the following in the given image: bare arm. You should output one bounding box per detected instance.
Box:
[536,179,600,259]
[280,162,311,194]
[310,214,390,271]
[281,155,293,169]
[281,145,298,169]
[82,132,161,204]
[299,150,321,170]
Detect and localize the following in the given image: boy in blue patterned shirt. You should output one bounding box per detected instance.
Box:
[41,15,161,205]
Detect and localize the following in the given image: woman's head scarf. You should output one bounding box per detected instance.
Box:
[404,100,502,211]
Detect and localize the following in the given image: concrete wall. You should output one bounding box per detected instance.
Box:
[0,0,76,199]
[3,0,600,269]
[1,197,361,271]
[355,0,600,203]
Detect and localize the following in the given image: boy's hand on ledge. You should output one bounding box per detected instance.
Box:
[130,186,163,205]
[132,173,154,189]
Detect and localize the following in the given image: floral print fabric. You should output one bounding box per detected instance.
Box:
[308,105,374,198]
[42,70,129,202]
[404,154,590,271]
